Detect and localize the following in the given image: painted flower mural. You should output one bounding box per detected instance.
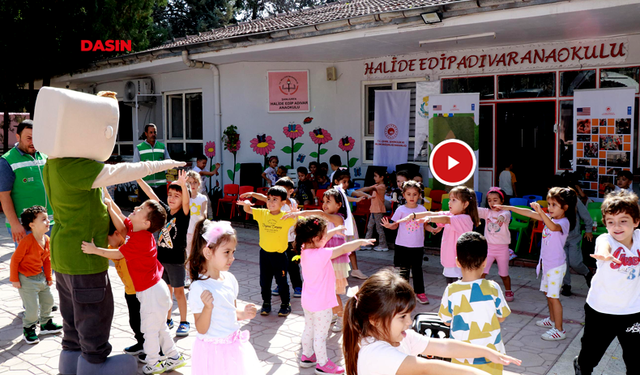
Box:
[250,134,276,156]
[309,128,332,164]
[338,136,358,174]
[203,141,217,194]
[282,121,307,169]
[222,125,241,183]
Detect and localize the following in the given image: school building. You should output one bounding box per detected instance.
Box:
[44,0,640,196]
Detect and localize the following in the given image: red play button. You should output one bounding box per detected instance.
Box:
[429,139,476,185]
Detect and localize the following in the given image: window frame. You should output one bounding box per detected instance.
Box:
[361,78,426,164]
[162,89,204,159]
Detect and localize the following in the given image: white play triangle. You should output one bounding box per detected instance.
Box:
[448,156,459,170]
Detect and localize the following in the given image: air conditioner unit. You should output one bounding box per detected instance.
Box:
[124,79,155,104]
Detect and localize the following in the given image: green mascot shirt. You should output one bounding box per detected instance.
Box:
[44,158,110,275]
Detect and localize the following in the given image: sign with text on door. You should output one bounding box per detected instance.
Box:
[268,71,310,112]
[573,88,635,199]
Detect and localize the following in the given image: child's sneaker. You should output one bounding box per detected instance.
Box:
[300,353,317,368]
[40,319,63,335]
[504,290,515,302]
[23,325,39,344]
[373,246,388,252]
[315,359,345,374]
[541,327,566,341]
[137,353,147,364]
[278,303,292,317]
[142,360,165,374]
[164,354,187,372]
[293,287,303,298]
[166,318,174,329]
[350,269,368,280]
[272,287,279,296]
[416,293,430,304]
[124,343,144,355]
[331,318,343,332]
[176,322,190,337]
[535,317,553,328]
[260,303,271,316]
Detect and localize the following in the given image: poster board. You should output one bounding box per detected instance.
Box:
[268,71,310,112]
[573,88,635,199]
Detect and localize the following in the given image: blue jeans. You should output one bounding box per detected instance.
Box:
[7,225,53,248]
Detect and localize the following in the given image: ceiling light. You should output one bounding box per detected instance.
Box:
[419,32,496,46]
[420,12,442,24]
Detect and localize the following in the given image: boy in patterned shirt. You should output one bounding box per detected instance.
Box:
[439,231,511,375]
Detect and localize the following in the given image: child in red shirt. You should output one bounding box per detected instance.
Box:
[10,205,63,344]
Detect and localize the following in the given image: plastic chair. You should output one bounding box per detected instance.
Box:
[424,187,432,199]
[430,190,446,211]
[442,193,450,200]
[587,208,607,236]
[536,200,548,208]
[216,184,239,218]
[303,189,327,210]
[522,195,543,204]
[475,191,483,204]
[236,186,254,219]
[509,197,529,206]
[587,202,602,210]
[250,187,270,212]
[423,196,432,211]
[441,198,450,212]
[509,208,531,254]
[353,198,372,229]
[528,207,548,253]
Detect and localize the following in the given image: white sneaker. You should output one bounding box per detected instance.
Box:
[332,318,343,332]
[535,317,553,328]
[142,360,165,374]
[164,354,187,372]
[541,328,566,341]
[373,246,388,252]
[350,269,368,279]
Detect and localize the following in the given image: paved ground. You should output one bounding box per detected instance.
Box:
[0,214,626,375]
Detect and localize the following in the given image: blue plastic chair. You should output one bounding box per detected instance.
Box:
[475,191,483,204]
[509,198,529,206]
[522,195,543,204]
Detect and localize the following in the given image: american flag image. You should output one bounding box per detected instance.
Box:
[433,105,442,110]
[577,107,591,116]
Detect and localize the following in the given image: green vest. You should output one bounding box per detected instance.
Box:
[136,141,167,186]
[1,147,54,228]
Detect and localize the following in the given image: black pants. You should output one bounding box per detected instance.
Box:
[577,303,640,374]
[260,249,290,305]
[138,184,167,204]
[56,271,114,364]
[394,245,425,294]
[124,293,144,346]
[285,242,302,289]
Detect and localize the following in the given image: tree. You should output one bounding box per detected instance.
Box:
[235,0,336,21]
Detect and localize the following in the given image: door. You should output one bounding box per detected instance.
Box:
[496,102,556,196]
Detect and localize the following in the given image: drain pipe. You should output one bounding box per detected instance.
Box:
[181,50,223,184]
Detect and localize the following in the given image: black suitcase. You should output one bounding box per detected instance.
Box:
[412,312,451,362]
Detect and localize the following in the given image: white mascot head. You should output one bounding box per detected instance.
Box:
[33,87,119,161]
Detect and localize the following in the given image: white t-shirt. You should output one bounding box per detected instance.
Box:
[281,197,297,242]
[358,330,430,375]
[187,272,240,339]
[264,167,277,186]
[586,230,640,315]
[498,170,514,195]
[188,193,208,234]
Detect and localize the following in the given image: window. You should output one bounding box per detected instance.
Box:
[111,102,134,160]
[600,67,640,93]
[478,105,493,168]
[498,72,555,98]
[442,76,495,100]
[164,91,203,161]
[560,70,596,96]
[363,80,424,163]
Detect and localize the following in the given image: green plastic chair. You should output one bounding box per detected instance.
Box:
[587,208,607,236]
[509,206,532,254]
[441,198,450,211]
[587,202,602,210]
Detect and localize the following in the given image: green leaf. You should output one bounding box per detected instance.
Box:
[285,165,292,169]
[281,146,293,153]
[293,142,304,152]
[319,148,328,155]
[349,157,359,168]
[309,152,319,158]
[227,169,234,181]
[235,163,241,172]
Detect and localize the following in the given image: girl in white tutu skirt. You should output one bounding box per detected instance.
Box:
[187,220,264,375]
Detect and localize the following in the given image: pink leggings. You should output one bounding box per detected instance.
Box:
[483,243,510,277]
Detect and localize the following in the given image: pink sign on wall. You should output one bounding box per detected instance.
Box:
[268,71,310,113]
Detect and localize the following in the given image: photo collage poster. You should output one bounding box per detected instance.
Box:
[573,88,636,199]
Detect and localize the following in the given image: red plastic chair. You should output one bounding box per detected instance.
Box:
[248,187,270,219]
[430,190,446,211]
[216,184,239,219]
[353,198,372,230]
[234,186,254,219]
[528,207,548,253]
[303,189,327,211]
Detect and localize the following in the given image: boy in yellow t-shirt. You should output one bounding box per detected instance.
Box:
[238,186,296,317]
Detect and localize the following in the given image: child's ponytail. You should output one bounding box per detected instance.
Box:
[343,297,361,375]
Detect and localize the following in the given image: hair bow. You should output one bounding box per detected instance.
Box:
[487,187,504,200]
[202,221,235,246]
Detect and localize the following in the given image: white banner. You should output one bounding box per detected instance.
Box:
[373,90,410,171]
[414,81,441,161]
[573,88,635,199]
[428,93,480,190]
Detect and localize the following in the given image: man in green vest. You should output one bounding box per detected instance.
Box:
[0,120,54,247]
[133,123,170,203]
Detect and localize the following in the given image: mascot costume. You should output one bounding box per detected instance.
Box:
[33,87,185,375]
